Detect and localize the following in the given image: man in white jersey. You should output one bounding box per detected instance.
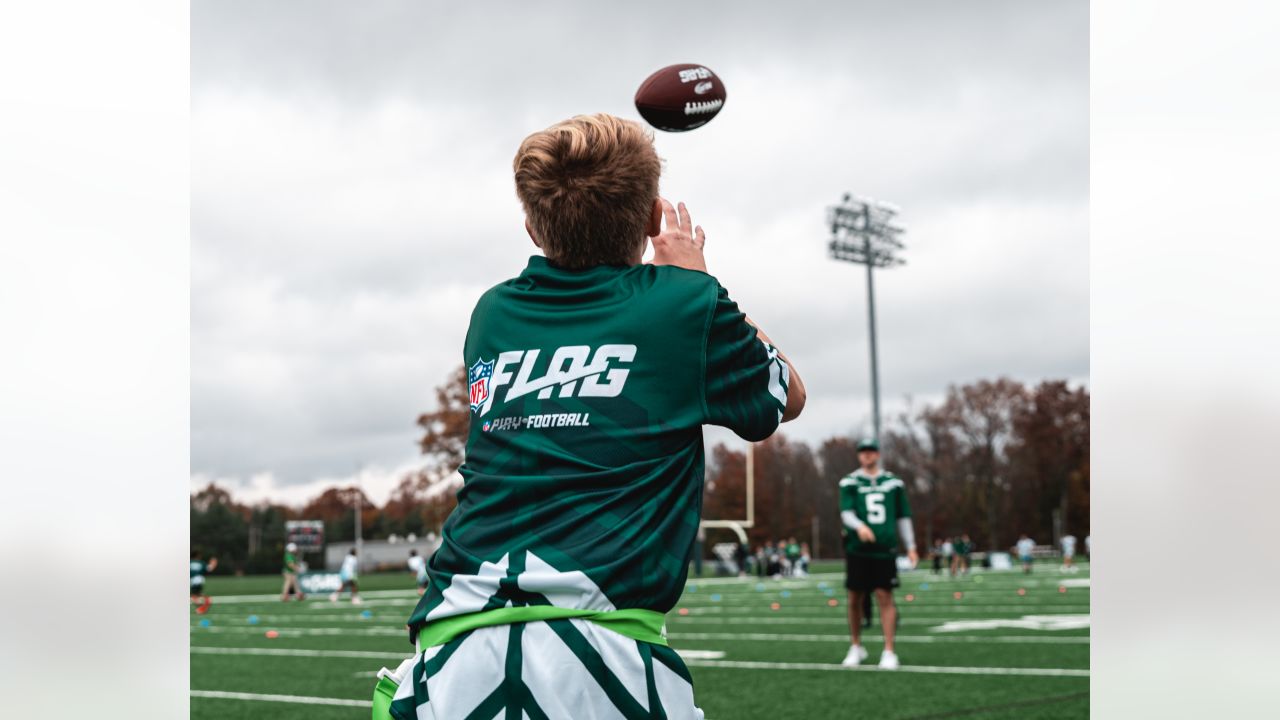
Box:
[331,547,362,604]
[1016,534,1036,574]
[1060,534,1077,572]
[407,549,428,596]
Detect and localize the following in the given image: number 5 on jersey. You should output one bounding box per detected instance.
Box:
[866,493,886,524]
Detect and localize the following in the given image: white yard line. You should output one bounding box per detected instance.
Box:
[683,659,1089,678]
[193,646,406,660]
[205,589,421,604]
[204,573,1088,605]
[192,615,1091,637]
[211,613,393,622]
[192,646,1085,678]
[677,591,1089,603]
[668,632,1088,645]
[676,605,1090,614]
[193,626,404,636]
[668,616,1082,626]
[190,690,370,707]
[190,613,1083,628]
[684,573,844,586]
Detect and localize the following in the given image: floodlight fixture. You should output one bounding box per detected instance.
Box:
[826,192,908,442]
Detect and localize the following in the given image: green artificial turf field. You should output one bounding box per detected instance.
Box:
[190,560,1089,719]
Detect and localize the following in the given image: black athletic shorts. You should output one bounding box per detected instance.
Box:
[190,583,204,596]
[845,554,899,592]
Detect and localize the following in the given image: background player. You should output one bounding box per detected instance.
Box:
[281,542,305,601]
[331,547,362,604]
[1017,533,1036,573]
[839,438,918,669]
[785,537,801,576]
[955,532,973,575]
[1061,533,1077,572]
[407,548,428,595]
[190,550,217,614]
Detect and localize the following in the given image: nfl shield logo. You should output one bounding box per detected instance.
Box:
[468,358,495,413]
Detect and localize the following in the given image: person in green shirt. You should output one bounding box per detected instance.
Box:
[190,550,217,615]
[785,537,801,576]
[955,532,973,575]
[280,542,304,601]
[839,438,918,670]
[376,113,806,720]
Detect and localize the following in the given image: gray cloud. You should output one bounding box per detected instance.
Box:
[192,0,1087,500]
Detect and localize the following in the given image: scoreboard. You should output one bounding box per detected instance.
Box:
[285,520,324,551]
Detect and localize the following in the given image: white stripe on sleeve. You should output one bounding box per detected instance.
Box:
[897,517,916,551]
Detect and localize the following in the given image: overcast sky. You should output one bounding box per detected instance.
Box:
[191,0,1088,506]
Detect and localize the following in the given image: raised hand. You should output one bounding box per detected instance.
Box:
[649,198,707,273]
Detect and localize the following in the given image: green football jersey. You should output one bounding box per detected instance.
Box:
[406,256,789,642]
[839,469,912,559]
[283,551,297,574]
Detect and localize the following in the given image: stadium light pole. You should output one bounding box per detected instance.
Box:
[827,193,906,442]
[349,472,364,571]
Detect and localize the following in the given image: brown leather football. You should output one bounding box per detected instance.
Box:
[634,64,727,132]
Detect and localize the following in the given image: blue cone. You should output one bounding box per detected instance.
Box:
[199,618,211,628]
[247,615,259,625]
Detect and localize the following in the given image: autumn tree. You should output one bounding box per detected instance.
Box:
[928,378,1030,549]
[379,364,474,535]
[417,363,470,472]
[1010,381,1090,539]
[703,444,747,533]
[190,483,249,571]
[301,486,374,543]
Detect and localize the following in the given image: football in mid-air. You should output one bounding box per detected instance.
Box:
[634,64,726,132]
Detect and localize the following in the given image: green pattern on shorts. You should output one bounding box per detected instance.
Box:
[391,621,684,720]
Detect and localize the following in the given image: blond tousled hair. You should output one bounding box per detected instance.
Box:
[513,113,661,269]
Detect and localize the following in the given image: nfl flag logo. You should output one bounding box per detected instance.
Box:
[468,358,495,413]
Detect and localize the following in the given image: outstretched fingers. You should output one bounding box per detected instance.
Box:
[677,202,693,234]
[660,198,679,233]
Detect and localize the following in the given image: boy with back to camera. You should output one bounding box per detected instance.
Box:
[373,113,806,719]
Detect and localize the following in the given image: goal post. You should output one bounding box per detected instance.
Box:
[700,441,754,546]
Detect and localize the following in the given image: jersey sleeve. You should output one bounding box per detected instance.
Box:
[839,480,855,513]
[702,283,789,441]
[896,481,912,518]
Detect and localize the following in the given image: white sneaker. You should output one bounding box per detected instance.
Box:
[841,644,868,667]
[352,596,363,605]
[878,650,900,669]
[329,592,339,602]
